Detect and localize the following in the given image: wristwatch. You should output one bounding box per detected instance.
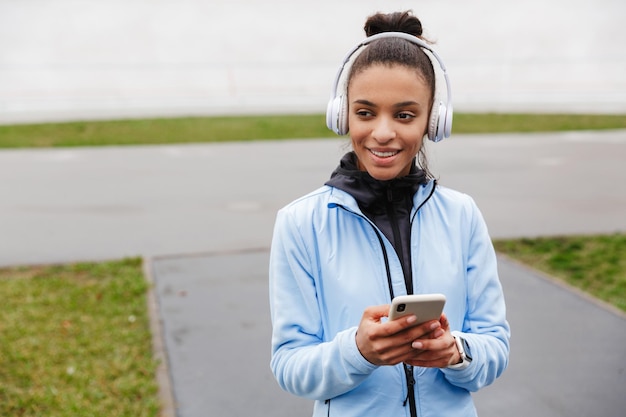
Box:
[448,334,472,370]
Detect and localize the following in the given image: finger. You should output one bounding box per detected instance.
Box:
[358,320,438,365]
[405,356,451,368]
[405,350,451,368]
[362,304,392,322]
[356,305,414,365]
[381,326,449,365]
[406,336,455,367]
[395,342,450,367]
[410,319,442,338]
[361,305,422,338]
[410,331,452,350]
[439,313,450,331]
[381,313,420,336]
[376,320,442,356]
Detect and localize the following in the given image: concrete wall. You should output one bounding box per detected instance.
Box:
[1,0,624,124]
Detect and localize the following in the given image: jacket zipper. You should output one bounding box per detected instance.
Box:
[403,364,418,417]
[335,181,437,417]
[386,186,418,417]
[373,216,418,417]
[386,185,413,295]
[338,205,417,417]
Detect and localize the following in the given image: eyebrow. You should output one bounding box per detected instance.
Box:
[352,99,422,108]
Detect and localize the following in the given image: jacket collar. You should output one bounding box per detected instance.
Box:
[325,152,435,215]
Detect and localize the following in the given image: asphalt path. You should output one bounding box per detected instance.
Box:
[150,250,626,417]
[2,130,625,416]
[2,130,625,268]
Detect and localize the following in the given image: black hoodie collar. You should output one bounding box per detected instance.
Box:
[325,152,427,210]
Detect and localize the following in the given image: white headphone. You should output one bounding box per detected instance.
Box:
[325,31,453,142]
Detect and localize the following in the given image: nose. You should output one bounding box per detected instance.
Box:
[372,116,396,142]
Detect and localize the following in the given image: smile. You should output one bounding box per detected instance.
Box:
[369,149,399,158]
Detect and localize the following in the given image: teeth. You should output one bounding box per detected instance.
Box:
[371,150,398,157]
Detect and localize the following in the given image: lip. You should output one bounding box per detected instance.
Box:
[368,148,401,158]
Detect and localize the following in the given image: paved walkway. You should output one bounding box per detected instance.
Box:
[2,131,625,416]
[149,250,626,417]
[2,131,625,267]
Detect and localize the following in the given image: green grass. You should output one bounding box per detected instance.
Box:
[0,113,625,148]
[494,233,626,312]
[0,258,159,417]
[0,114,332,148]
[452,113,626,133]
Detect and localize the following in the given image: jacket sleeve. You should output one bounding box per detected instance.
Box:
[268,207,378,400]
[441,197,511,391]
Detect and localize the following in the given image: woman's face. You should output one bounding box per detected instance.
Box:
[347,64,431,181]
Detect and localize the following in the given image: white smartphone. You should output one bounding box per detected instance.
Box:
[388,293,446,324]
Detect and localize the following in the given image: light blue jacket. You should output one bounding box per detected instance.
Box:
[269,180,510,416]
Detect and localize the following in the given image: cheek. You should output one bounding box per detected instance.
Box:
[410,137,425,154]
[350,134,364,154]
[400,131,425,157]
[347,119,367,143]
[347,112,359,131]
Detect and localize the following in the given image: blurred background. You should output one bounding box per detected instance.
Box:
[1,3,625,417]
[1,0,624,125]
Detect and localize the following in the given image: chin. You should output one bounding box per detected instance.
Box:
[368,170,400,181]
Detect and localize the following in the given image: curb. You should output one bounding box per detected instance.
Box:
[496,252,626,320]
[143,257,178,417]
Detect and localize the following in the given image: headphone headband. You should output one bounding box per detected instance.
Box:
[326,31,453,142]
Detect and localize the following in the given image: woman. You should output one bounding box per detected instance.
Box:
[269,10,510,417]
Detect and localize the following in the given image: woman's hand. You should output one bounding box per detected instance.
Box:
[404,313,462,368]
[355,306,461,368]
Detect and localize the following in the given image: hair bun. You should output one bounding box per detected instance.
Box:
[364,10,423,38]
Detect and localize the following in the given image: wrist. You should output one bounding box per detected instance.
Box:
[447,334,472,370]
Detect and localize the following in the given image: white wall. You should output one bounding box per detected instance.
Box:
[0,0,624,123]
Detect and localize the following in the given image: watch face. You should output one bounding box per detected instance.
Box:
[462,338,472,361]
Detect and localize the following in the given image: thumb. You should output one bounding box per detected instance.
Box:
[362,304,391,323]
[439,313,450,330]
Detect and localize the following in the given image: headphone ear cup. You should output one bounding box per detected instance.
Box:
[326,95,349,135]
[444,104,453,138]
[435,102,446,142]
[428,101,441,142]
[326,97,340,134]
[337,95,349,135]
[428,101,448,142]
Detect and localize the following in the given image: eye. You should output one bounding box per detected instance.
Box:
[396,112,416,121]
[355,109,374,118]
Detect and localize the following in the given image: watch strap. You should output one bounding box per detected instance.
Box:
[448,334,471,370]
